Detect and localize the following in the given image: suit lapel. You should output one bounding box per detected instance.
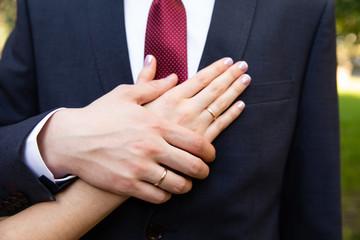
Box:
[88,0,133,93]
[199,0,257,70]
[87,0,257,92]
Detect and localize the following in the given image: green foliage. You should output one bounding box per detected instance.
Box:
[335,0,360,43]
[0,0,15,56]
[0,0,16,32]
[339,91,360,240]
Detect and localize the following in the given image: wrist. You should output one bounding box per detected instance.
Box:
[37,109,74,178]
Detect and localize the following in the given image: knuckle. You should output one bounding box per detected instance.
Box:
[209,147,216,161]
[197,63,224,84]
[194,71,211,87]
[190,134,215,163]
[209,83,223,95]
[175,107,194,125]
[115,84,132,96]
[141,117,163,133]
[215,61,225,72]
[209,61,225,74]
[131,160,148,177]
[130,138,162,156]
[229,66,240,78]
[153,192,172,204]
[189,158,205,176]
[148,119,163,132]
[201,165,210,179]
[214,119,226,132]
[113,175,133,195]
[144,140,162,155]
[212,63,226,76]
[189,161,210,179]
[191,134,205,152]
[173,178,191,194]
[115,85,137,101]
[201,144,216,163]
[233,78,245,92]
[215,100,227,112]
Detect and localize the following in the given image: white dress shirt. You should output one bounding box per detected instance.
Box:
[24,0,216,183]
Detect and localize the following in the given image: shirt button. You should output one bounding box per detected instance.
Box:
[146,223,165,240]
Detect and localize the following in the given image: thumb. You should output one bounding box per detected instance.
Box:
[136,55,157,85]
[133,73,178,105]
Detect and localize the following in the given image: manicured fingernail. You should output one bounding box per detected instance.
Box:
[144,55,153,66]
[241,74,251,85]
[237,101,245,110]
[224,57,233,67]
[238,61,248,72]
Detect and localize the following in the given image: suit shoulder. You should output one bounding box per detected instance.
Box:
[25,0,88,18]
[290,0,333,11]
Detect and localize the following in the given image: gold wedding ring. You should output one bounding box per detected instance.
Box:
[154,168,168,186]
[206,107,217,121]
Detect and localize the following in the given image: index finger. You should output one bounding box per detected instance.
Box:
[172,57,234,98]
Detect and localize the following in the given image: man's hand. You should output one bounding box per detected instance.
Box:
[37,78,215,204]
[37,56,250,204]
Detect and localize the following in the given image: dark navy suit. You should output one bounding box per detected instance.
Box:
[0,0,341,239]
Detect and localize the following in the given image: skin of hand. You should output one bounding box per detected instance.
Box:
[37,57,250,204]
[140,55,250,142]
[138,56,250,195]
[0,58,250,240]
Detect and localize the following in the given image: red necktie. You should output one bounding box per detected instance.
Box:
[145,0,188,83]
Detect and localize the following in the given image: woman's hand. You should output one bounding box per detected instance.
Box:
[137,55,251,142]
[133,56,251,195]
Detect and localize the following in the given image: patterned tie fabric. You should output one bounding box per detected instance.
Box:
[145,0,188,83]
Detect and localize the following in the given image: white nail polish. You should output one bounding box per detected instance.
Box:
[237,101,245,110]
[241,74,251,85]
[144,55,153,66]
[239,61,248,72]
[224,58,233,66]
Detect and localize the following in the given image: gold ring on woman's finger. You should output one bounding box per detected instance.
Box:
[206,107,217,121]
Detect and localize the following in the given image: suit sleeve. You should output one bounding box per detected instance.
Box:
[280,0,342,239]
[0,0,57,216]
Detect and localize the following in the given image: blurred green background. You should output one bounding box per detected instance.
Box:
[0,0,359,239]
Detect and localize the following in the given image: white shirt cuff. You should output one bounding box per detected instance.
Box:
[23,108,75,184]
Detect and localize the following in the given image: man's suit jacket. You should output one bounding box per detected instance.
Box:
[0,0,341,239]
